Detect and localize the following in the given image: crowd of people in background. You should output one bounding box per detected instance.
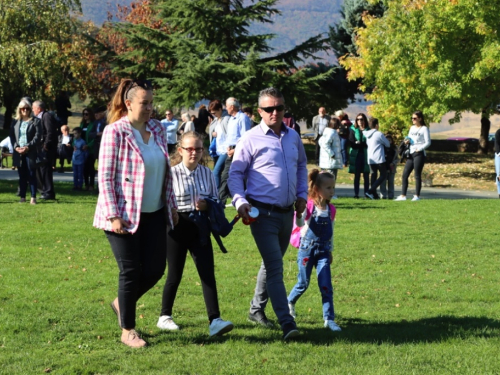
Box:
[5,90,500,205]
[311,106,431,201]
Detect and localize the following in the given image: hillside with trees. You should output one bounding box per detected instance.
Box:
[80,0,341,60]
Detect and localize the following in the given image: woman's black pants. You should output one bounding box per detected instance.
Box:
[105,209,167,329]
[401,152,426,196]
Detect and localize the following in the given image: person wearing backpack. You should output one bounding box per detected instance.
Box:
[288,169,341,332]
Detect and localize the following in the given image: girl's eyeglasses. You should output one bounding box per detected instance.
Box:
[181,147,204,153]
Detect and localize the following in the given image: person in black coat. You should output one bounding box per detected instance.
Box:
[55,91,72,126]
[33,100,58,200]
[10,98,42,204]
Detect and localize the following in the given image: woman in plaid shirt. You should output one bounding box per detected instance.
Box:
[94,79,178,348]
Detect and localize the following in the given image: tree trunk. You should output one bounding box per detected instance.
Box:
[478,115,490,154]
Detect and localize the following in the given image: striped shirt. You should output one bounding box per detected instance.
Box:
[171,162,218,212]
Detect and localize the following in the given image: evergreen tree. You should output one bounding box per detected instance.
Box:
[328,0,385,59]
[105,0,353,121]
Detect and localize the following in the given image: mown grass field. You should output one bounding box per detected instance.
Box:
[1,179,499,374]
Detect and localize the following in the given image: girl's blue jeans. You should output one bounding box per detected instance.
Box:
[288,238,335,321]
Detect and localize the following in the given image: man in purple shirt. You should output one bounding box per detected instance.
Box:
[228,87,308,340]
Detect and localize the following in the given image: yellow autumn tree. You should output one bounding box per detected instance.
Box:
[341,0,500,152]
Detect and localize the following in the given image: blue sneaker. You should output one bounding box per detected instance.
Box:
[209,318,233,336]
[324,320,342,332]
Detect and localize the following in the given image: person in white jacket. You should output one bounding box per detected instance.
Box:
[319,118,343,199]
[395,110,431,201]
[363,117,390,199]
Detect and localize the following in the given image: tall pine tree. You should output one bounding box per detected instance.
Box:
[328,0,385,59]
[104,0,352,121]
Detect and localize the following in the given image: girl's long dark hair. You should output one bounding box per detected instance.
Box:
[413,110,427,127]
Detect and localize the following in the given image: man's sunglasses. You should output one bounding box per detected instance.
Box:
[124,79,153,99]
[260,105,285,113]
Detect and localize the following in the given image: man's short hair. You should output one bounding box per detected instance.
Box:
[369,117,379,129]
[33,100,46,110]
[258,87,284,107]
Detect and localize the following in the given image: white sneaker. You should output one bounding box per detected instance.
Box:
[412,196,420,201]
[209,318,234,336]
[394,196,407,201]
[157,315,180,330]
[324,320,342,332]
[288,302,297,318]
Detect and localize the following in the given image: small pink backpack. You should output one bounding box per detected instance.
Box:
[290,200,336,248]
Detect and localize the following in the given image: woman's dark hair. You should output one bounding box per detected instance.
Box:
[242,106,253,116]
[355,113,368,129]
[80,107,95,125]
[413,110,427,126]
[328,117,341,130]
[208,99,223,112]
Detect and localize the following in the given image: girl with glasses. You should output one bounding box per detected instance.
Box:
[158,131,234,337]
[394,111,431,201]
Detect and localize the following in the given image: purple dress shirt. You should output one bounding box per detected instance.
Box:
[228,121,308,210]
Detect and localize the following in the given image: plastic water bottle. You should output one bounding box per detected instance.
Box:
[295,213,305,227]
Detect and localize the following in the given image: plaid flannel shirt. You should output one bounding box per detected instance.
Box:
[93,116,177,233]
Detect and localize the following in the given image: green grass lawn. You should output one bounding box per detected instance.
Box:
[1,180,500,374]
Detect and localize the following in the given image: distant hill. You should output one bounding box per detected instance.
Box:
[80,0,341,62]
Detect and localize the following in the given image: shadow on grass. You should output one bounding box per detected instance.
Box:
[426,151,490,164]
[442,171,497,181]
[297,316,500,345]
[126,316,500,346]
[428,184,453,188]
[333,203,387,211]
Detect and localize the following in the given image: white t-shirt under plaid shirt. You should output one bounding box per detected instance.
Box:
[171,162,218,212]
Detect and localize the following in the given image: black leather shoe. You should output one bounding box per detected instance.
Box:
[282,322,299,340]
[248,311,274,328]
